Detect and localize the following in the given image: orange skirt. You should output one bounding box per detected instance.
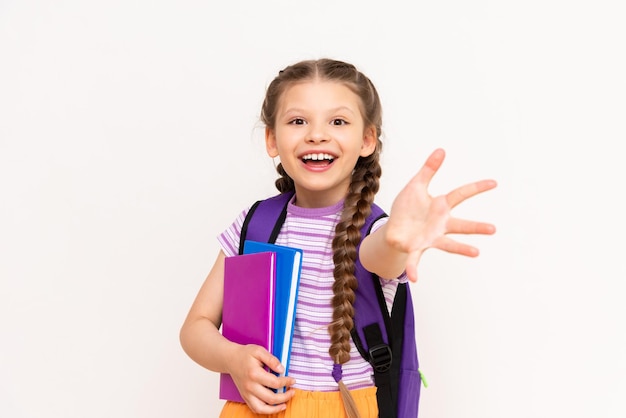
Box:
[219,387,378,418]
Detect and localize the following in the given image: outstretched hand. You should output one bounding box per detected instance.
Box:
[385,148,497,282]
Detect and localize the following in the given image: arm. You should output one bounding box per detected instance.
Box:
[360,148,497,282]
[179,250,295,413]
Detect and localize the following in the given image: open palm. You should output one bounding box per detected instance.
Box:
[386,148,497,282]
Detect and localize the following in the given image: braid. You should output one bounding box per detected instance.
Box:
[274,162,295,193]
[328,150,381,418]
[328,149,381,362]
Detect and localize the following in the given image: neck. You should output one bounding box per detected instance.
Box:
[291,186,348,208]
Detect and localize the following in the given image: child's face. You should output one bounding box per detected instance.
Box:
[266,79,377,208]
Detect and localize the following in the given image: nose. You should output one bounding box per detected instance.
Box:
[306,122,330,144]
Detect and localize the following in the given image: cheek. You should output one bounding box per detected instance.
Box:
[274,135,299,155]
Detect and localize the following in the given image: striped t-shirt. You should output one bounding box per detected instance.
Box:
[218,196,408,392]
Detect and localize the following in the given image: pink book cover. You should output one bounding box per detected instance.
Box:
[219,251,276,403]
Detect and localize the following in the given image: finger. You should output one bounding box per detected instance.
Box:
[256,349,286,376]
[423,148,446,174]
[432,236,480,257]
[405,251,422,283]
[446,218,496,235]
[407,148,446,189]
[446,179,497,208]
[252,367,296,390]
[240,371,295,412]
[249,351,296,390]
[254,384,296,408]
[272,374,297,391]
[245,393,290,415]
[256,368,296,392]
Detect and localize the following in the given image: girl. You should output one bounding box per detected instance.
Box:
[180,58,497,418]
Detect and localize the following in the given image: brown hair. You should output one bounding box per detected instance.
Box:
[261,59,383,418]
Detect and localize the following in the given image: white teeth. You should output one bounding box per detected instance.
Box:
[302,153,334,161]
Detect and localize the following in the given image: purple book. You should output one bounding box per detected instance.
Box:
[219,251,276,403]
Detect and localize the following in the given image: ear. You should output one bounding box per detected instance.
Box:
[360,125,377,157]
[265,127,279,158]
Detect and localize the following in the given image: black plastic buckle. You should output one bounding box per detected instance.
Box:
[368,344,392,373]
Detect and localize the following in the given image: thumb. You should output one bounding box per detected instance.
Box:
[405,251,423,283]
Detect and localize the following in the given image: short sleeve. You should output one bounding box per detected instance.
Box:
[216,208,249,257]
[370,216,409,284]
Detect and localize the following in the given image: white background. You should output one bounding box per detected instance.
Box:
[1,1,624,417]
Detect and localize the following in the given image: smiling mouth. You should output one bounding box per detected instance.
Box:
[301,153,335,166]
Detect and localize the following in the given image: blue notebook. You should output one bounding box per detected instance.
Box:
[243,240,302,391]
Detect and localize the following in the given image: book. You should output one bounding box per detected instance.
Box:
[243,240,302,392]
[219,251,276,403]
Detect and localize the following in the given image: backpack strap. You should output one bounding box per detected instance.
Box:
[351,204,401,418]
[238,191,294,254]
[352,209,420,418]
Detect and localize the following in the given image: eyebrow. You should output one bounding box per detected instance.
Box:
[282,106,357,116]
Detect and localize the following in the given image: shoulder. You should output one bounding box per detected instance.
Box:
[217,206,253,257]
[252,192,294,209]
[370,201,387,216]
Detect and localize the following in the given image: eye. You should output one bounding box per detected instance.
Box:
[331,118,348,126]
[289,118,306,125]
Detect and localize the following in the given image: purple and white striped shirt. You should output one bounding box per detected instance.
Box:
[218,196,408,392]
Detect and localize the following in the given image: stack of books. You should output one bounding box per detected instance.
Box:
[219,240,303,402]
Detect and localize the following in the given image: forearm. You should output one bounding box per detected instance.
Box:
[180,316,238,374]
[179,250,240,374]
[359,222,409,280]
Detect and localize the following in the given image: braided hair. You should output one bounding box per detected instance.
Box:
[260,59,383,418]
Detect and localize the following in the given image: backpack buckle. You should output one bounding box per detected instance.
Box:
[368,343,392,373]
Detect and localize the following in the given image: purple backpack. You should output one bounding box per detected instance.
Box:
[238,192,422,418]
